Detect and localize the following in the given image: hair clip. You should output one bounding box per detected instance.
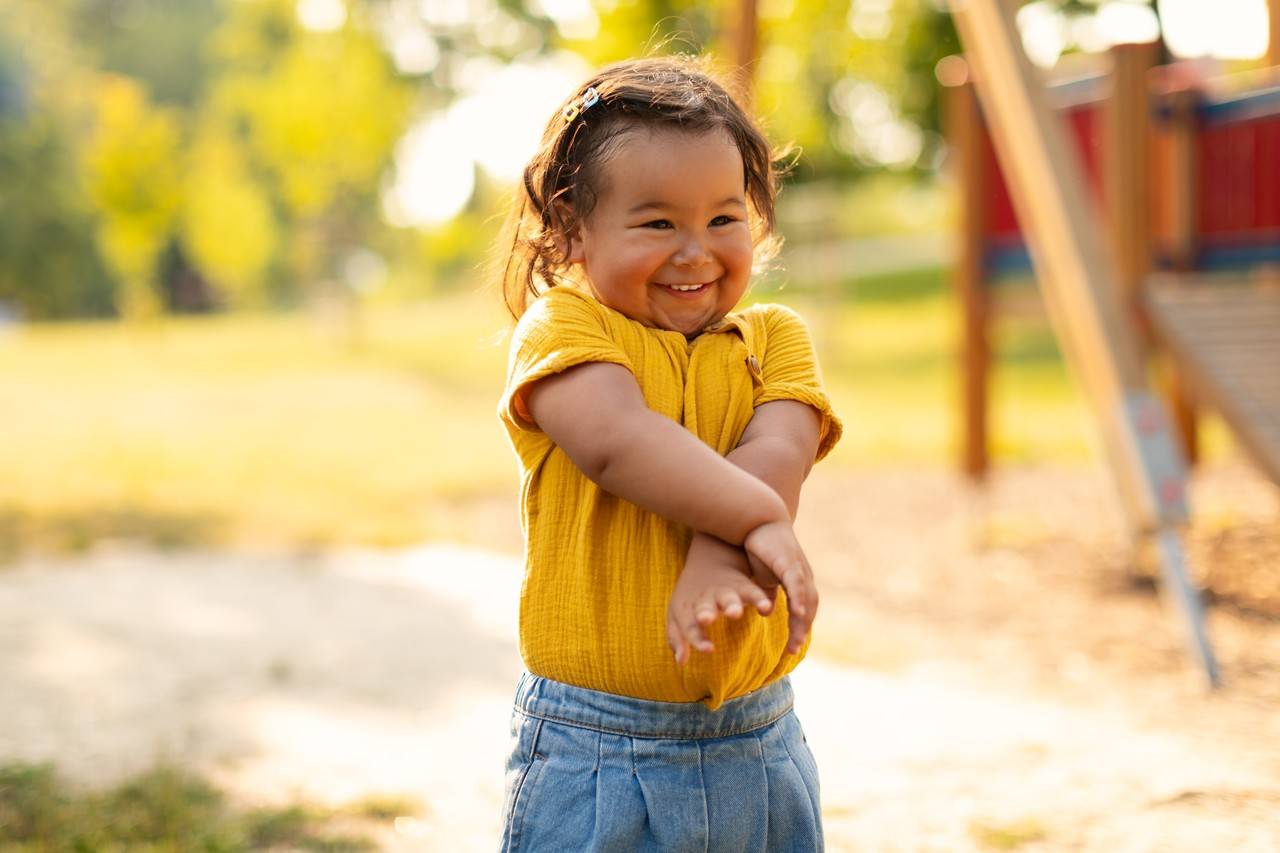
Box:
[563,86,600,123]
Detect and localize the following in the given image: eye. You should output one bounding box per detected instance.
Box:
[710,215,737,226]
[643,219,673,229]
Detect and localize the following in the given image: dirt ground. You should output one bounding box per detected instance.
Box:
[1,459,1278,851]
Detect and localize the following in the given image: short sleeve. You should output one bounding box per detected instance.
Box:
[755,304,843,462]
[499,288,634,432]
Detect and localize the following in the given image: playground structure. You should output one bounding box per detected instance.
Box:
[941,0,1280,687]
[947,11,1280,489]
[723,0,1279,685]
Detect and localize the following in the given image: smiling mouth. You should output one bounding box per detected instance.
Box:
[655,281,713,293]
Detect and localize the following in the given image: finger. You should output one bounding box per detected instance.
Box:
[733,579,773,615]
[666,615,688,665]
[788,604,811,646]
[746,553,783,604]
[714,588,745,619]
[778,565,810,617]
[682,615,714,654]
[786,608,811,654]
[694,589,722,625]
[786,590,818,654]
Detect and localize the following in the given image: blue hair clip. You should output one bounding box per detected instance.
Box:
[563,86,600,123]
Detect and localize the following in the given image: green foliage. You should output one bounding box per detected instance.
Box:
[180,125,278,307]
[0,110,115,318]
[0,0,1036,317]
[71,0,224,107]
[204,3,412,303]
[900,2,962,143]
[82,74,183,320]
[553,0,962,179]
[0,761,380,851]
[0,5,118,319]
[229,31,409,219]
[570,0,724,65]
[0,0,423,316]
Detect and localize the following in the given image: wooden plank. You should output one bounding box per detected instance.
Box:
[1160,315,1280,332]
[1147,285,1280,484]
[1191,323,1280,337]
[1205,339,1280,352]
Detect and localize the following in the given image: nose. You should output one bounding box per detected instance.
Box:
[671,231,713,269]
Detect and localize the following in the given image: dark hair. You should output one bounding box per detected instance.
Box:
[495,54,791,320]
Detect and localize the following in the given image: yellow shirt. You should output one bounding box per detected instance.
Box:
[499,287,841,708]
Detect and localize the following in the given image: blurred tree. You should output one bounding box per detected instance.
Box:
[552,0,951,178]
[0,2,117,319]
[69,0,223,107]
[558,0,1163,179]
[82,74,182,321]
[205,0,411,308]
[179,123,278,308]
[0,110,117,319]
[0,34,27,119]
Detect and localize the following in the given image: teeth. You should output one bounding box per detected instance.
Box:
[665,283,706,292]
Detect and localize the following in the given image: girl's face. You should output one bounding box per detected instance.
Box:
[565,127,754,338]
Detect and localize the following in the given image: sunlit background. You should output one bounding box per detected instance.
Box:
[0,0,1265,553]
[0,0,1276,848]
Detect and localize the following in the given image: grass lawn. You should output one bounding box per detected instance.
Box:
[0,267,1232,558]
[0,760,412,851]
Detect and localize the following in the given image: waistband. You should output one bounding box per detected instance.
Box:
[512,672,794,740]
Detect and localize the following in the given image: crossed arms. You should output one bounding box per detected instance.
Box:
[524,361,821,664]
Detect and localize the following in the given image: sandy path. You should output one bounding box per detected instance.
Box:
[1,462,1278,851]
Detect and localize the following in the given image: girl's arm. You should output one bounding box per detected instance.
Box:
[668,401,822,661]
[524,361,793,544]
[727,399,822,517]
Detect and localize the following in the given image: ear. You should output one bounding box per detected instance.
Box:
[551,200,586,264]
[564,226,586,264]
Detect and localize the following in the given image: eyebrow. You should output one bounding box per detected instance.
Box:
[626,196,747,215]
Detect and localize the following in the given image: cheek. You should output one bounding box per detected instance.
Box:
[587,250,659,306]
[613,242,668,279]
[720,231,754,275]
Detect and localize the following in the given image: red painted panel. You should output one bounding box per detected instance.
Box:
[974,87,1280,264]
[1199,114,1280,240]
[1198,125,1223,235]
[1234,123,1256,231]
[1257,117,1280,231]
[983,127,1020,238]
[980,102,1105,242]
[1066,104,1105,198]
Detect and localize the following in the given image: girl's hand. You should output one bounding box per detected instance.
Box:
[666,533,774,666]
[742,520,819,654]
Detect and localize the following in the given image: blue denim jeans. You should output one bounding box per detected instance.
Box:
[499,672,823,852]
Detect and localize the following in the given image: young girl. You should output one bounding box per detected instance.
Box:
[496,55,841,851]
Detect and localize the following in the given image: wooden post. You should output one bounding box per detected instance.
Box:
[947,0,1218,686]
[1104,42,1159,356]
[947,74,991,480]
[950,0,1150,493]
[1165,85,1202,463]
[1269,0,1280,69]
[730,0,759,103]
